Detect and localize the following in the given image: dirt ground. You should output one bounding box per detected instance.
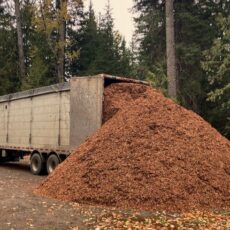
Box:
[1,160,230,230]
[0,160,89,230]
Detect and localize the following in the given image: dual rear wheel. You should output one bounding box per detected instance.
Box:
[30,153,60,175]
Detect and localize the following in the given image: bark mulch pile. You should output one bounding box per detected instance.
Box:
[35,83,230,212]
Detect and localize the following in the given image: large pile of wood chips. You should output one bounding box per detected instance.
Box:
[35,83,230,212]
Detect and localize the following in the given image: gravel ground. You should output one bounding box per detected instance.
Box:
[0,160,90,230]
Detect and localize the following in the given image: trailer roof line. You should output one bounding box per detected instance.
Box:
[0,75,149,103]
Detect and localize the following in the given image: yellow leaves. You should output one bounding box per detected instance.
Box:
[33,1,58,37]
[113,31,122,46]
[71,227,79,230]
[33,0,70,36]
[35,16,59,35]
[32,0,82,59]
[66,49,80,61]
[57,2,69,22]
[80,209,230,230]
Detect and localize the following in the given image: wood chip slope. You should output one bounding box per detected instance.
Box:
[35,83,230,212]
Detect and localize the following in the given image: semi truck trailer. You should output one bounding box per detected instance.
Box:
[0,74,147,175]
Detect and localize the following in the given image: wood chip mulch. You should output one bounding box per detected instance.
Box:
[35,83,230,212]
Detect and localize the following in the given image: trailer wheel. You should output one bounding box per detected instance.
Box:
[47,154,60,174]
[30,153,44,175]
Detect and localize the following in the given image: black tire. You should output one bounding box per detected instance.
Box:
[47,154,60,174]
[30,153,45,175]
[0,157,7,163]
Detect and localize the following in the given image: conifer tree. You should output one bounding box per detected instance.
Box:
[202,14,230,137]
[68,0,98,76]
[89,0,131,75]
[0,3,19,95]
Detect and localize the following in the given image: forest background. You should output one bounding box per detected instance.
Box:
[0,0,229,138]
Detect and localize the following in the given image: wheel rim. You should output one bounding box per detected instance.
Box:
[32,158,39,172]
[48,159,57,173]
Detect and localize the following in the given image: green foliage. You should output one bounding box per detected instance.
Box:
[68,1,99,76]
[133,0,230,137]
[19,1,57,89]
[0,5,19,95]
[88,2,132,76]
[145,62,168,93]
[202,14,230,137]
[1,0,229,138]
[0,0,133,94]
[69,1,133,77]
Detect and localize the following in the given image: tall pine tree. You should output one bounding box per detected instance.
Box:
[68,1,98,76]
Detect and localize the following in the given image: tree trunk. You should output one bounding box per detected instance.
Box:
[14,0,26,80]
[165,0,177,98]
[57,0,67,83]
